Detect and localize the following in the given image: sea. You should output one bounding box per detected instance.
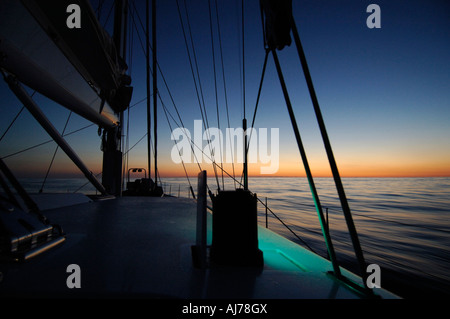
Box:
[18,176,450,298]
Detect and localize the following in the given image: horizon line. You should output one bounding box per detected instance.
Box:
[17,174,450,179]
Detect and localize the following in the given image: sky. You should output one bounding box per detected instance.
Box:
[1,0,450,182]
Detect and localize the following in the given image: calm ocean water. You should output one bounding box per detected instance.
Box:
[20,176,450,298]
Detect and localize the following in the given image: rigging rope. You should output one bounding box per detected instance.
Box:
[115,2,211,192]
[123,3,135,191]
[208,0,225,190]
[241,0,246,119]
[130,0,201,166]
[176,0,221,190]
[240,0,249,190]
[101,1,115,28]
[73,171,102,194]
[184,0,221,190]
[1,124,93,160]
[159,93,195,197]
[214,0,236,188]
[0,88,37,143]
[239,50,269,186]
[95,0,106,20]
[39,111,73,193]
[235,0,243,120]
[0,106,25,143]
[0,98,147,161]
[249,50,269,137]
[258,196,318,254]
[129,2,203,180]
[314,206,449,280]
[130,0,244,194]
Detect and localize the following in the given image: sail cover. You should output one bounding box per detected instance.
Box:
[21,0,133,114]
[0,0,132,127]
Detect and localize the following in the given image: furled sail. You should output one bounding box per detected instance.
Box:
[21,0,133,114]
[0,0,132,127]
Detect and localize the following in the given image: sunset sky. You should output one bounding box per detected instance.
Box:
[1,0,449,181]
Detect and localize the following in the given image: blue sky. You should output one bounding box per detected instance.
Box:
[1,0,449,180]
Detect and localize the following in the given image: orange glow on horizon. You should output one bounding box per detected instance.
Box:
[152,161,450,179]
[12,165,450,179]
[8,154,450,179]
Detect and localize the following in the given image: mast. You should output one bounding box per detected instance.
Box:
[102,0,129,196]
[146,0,152,180]
[242,0,248,190]
[152,0,158,186]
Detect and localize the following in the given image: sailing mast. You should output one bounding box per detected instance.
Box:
[102,0,129,196]
[152,0,158,187]
[146,0,151,182]
[242,0,248,191]
[145,0,157,187]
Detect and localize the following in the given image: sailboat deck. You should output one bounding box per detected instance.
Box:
[0,195,398,299]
